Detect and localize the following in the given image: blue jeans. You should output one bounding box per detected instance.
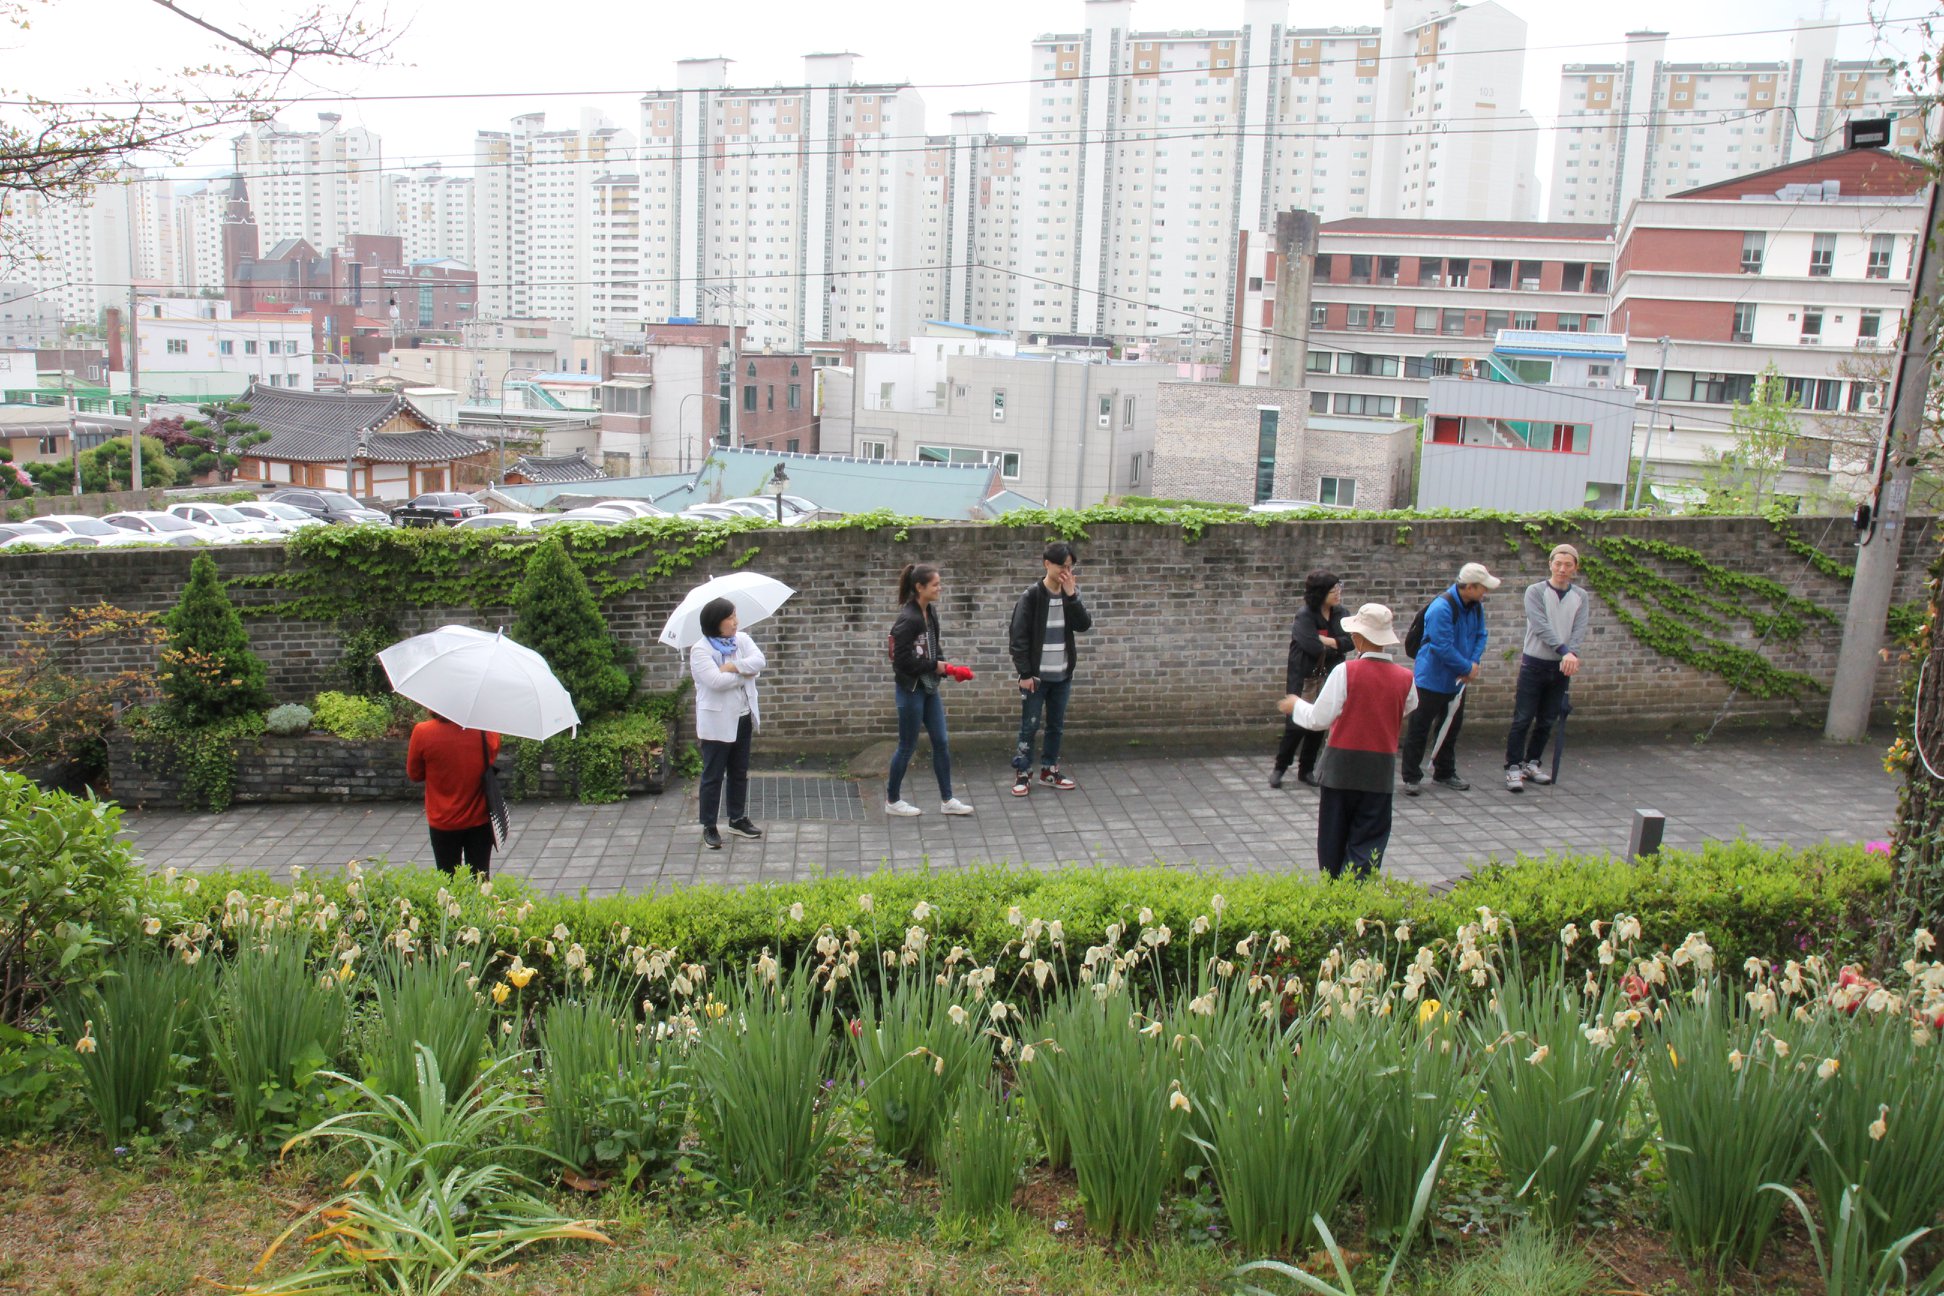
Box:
[887,684,952,803]
[1013,675,1073,773]
[1504,656,1570,768]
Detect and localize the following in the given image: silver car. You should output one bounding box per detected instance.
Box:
[102,510,225,546]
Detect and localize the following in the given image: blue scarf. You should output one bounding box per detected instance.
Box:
[707,634,739,660]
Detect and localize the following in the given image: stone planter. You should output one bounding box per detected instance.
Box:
[105,731,666,810]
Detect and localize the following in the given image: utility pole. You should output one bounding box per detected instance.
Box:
[1825,175,1944,741]
[126,282,144,491]
[1629,336,1671,509]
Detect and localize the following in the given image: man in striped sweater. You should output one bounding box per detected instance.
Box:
[1279,603,1419,879]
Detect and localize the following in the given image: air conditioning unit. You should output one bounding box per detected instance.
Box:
[1862,389,1885,413]
[1097,411,1111,428]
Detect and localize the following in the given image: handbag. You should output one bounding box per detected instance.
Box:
[480,731,509,847]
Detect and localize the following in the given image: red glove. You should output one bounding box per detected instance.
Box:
[941,663,975,683]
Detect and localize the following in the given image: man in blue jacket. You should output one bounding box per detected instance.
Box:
[1399,562,1499,795]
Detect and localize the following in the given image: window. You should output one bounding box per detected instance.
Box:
[1417,258,1443,287]
[1800,308,1823,342]
[1740,231,1764,274]
[1517,261,1542,290]
[1447,260,1469,288]
[1333,393,1396,416]
[1254,407,1279,504]
[1809,233,1835,277]
[1868,234,1894,279]
[1347,304,1370,329]
[786,439,800,453]
[1307,351,1332,373]
[1000,452,1021,479]
[1123,396,1136,428]
[1338,353,1399,377]
[165,338,187,354]
[219,340,233,355]
[1415,306,1440,334]
[1732,303,1755,343]
[1561,263,1587,292]
[1512,311,1538,330]
[1441,309,1465,335]
[858,438,888,460]
[1589,266,1610,293]
[991,389,1006,422]
[1318,476,1355,507]
[1313,254,1333,279]
[1129,452,1143,486]
[1859,310,1883,345]
[1556,313,1582,333]
[244,340,258,355]
[1377,256,1400,285]
[787,383,801,410]
[1348,254,1372,284]
[1489,260,1513,289]
[1484,310,1510,335]
[743,384,757,411]
[1372,305,1396,331]
[1309,391,1330,413]
[766,384,775,412]
[1310,303,1328,327]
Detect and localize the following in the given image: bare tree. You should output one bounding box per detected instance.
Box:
[0,0,395,200]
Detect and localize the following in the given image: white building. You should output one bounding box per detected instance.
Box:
[917,111,1027,332]
[473,111,632,329]
[1551,21,1923,224]
[8,180,135,322]
[0,285,63,350]
[384,163,475,265]
[124,297,316,401]
[1020,0,1538,345]
[233,114,383,253]
[172,180,232,294]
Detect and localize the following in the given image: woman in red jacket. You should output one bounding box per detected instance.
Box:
[406,712,502,877]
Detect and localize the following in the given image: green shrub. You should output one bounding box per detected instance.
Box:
[202,933,348,1141]
[0,772,148,1028]
[121,706,264,812]
[263,703,313,737]
[510,536,634,721]
[503,705,667,805]
[311,691,392,742]
[537,989,686,1182]
[157,552,270,725]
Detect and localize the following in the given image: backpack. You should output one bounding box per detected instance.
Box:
[1404,591,1461,658]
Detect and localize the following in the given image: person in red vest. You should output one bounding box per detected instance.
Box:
[406,713,502,878]
[1278,603,1418,879]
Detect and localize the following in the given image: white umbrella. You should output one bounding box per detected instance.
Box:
[658,572,796,650]
[377,625,580,740]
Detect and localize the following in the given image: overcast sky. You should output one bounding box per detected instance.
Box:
[13,0,1928,200]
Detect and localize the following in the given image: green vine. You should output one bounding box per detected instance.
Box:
[502,705,670,805]
[1768,517,1857,582]
[121,707,265,812]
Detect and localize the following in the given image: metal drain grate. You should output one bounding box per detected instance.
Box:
[742,776,865,822]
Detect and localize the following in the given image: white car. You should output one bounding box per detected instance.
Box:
[572,499,670,519]
[167,502,276,540]
[0,521,95,550]
[454,512,540,531]
[102,510,227,547]
[678,505,743,523]
[25,515,147,547]
[230,501,323,534]
[721,496,813,524]
[530,508,629,530]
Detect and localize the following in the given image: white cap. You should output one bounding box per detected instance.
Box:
[1456,562,1501,590]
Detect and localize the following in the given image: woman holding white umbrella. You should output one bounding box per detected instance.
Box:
[689,597,766,850]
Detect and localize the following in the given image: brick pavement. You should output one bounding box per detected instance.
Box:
[117,727,1897,894]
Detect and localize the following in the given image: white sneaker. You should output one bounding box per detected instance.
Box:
[940,797,975,816]
[1521,759,1553,787]
[885,799,923,817]
[1504,765,1525,794]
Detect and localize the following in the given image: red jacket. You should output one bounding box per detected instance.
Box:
[406,720,501,830]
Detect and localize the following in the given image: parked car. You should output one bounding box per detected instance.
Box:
[25,515,146,547]
[721,496,814,524]
[230,501,324,534]
[530,508,628,530]
[677,505,743,523]
[0,522,95,550]
[103,510,227,546]
[166,502,276,540]
[570,499,670,520]
[266,488,392,526]
[454,512,539,531]
[391,492,489,527]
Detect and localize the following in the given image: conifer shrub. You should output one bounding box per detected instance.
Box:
[509,537,634,720]
[158,553,270,726]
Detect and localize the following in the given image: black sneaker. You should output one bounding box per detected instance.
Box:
[1268,767,1286,789]
[1433,774,1471,792]
[1298,770,1323,788]
[702,824,723,850]
[1403,780,1422,797]
[727,817,763,839]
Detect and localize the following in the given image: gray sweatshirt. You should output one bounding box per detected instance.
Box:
[1521,580,1589,662]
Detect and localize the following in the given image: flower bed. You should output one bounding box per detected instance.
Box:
[104,729,667,809]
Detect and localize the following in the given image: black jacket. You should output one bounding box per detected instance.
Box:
[1285,605,1349,694]
[1008,580,1094,679]
[890,600,944,691]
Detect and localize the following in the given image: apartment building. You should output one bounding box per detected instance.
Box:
[385,163,476,265]
[0,285,63,350]
[473,111,633,326]
[8,168,178,322]
[233,114,383,253]
[173,181,231,294]
[1551,21,1922,224]
[1289,219,1617,422]
[1021,0,1538,352]
[917,111,1027,331]
[1610,148,1928,497]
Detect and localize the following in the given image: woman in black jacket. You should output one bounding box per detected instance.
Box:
[1271,569,1348,789]
[886,563,976,818]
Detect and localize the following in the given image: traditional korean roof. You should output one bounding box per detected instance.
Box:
[507,453,605,484]
[238,382,487,464]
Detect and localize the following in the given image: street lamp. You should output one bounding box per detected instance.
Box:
[768,461,790,524]
[678,392,730,473]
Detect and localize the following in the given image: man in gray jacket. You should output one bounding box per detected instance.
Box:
[1503,544,1589,793]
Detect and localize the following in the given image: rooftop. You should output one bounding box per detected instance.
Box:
[1492,329,1630,359]
[1322,218,1614,240]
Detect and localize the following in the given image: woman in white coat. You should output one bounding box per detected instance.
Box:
[689,596,766,849]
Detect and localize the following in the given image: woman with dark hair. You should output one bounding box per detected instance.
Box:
[689,595,765,850]
[885,562,975,817]
[406,711,501,877]
[1270,570,1348,789]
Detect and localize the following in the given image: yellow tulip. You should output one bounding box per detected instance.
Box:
[1418,998,1443,1027]
[491,981,511,1005]
[507,966,536,989]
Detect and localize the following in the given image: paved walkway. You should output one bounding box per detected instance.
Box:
[118,728,1896,894]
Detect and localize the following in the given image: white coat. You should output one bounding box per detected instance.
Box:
[689,631,766,742]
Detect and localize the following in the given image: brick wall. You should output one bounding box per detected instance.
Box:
[1153,383,1412,509]
[1,516,1930,753]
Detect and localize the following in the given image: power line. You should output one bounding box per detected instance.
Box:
[1,15,1913,110]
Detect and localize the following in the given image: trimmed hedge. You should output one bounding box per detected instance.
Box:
[166,839,1892,1003]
